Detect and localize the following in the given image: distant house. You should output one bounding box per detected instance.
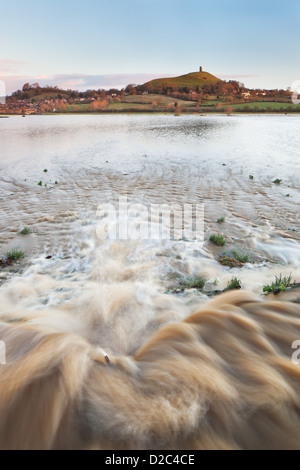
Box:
[24,109,36,115]
[242,92,251,99]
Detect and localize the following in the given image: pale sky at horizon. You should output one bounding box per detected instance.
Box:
[0,0,299,93]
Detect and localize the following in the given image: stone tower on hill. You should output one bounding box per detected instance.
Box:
[199,66,203,72]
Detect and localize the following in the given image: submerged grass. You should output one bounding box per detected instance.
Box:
[219,249,251,267]
[223,277,242,292]
[179,277,207,290]
[6,248,26,261]
[210,233,226,246]
[219,256,244,268]
[263,274,292,295]
[232,250,250,264]
[20,226,32,235]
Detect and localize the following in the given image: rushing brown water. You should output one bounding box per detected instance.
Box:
[0,114,299,449]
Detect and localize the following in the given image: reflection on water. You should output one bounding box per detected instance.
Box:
[0,114,300,449]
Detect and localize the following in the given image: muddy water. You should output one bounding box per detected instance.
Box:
[0,114,300,449]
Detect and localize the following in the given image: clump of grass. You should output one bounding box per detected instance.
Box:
[6,248,26,261]
[273,178,282,184]
[263,274,292,295]
[20,226,32,235]
[38,181,42,186]
[249,175,254,180]
[224,277,242,292]
[219,249,251,268]
[210,233,226,246]
[179,277,206,290]
[43,169,48,173]
[217,217,225,224]
[55,181,58,184]
[219,256,244,268]
[232,250,250,264]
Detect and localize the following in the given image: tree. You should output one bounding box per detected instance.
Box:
[166,103,174,112]
[125,84,137,95]
[90,99,108,111]
[174,104,182,116]
[22,83,30,91]
[225,106,234,116]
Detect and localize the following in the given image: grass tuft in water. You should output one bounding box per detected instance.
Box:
[217,217,225,224]
[219,249,251,268]
[263,274,292,295]
[20,226,32,235]
[224,277,242,292]
[273,178,282,184]
[6,248,26,261]
[210,233,226,246]
[232,250,250,263]
[179,277,207,290]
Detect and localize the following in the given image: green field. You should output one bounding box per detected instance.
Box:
[122,94,193,106]
[144,71,221,90]
[231,101,299,111]
[49,98,300,114]
[107,102,155,111]
[107,94,196,111]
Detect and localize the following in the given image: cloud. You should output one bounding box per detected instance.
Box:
[36,74,51,80]
[2,72,176,94]
[0,59,28,75]
[49,73,175,90]
[217,74,259,79]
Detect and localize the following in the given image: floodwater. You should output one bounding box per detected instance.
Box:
[0,114,300,449]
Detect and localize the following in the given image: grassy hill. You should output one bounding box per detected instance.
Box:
[144,71,222,90]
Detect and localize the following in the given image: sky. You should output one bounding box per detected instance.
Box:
[0,0,299,94]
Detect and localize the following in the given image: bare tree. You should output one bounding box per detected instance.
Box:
[226,106,234,116]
